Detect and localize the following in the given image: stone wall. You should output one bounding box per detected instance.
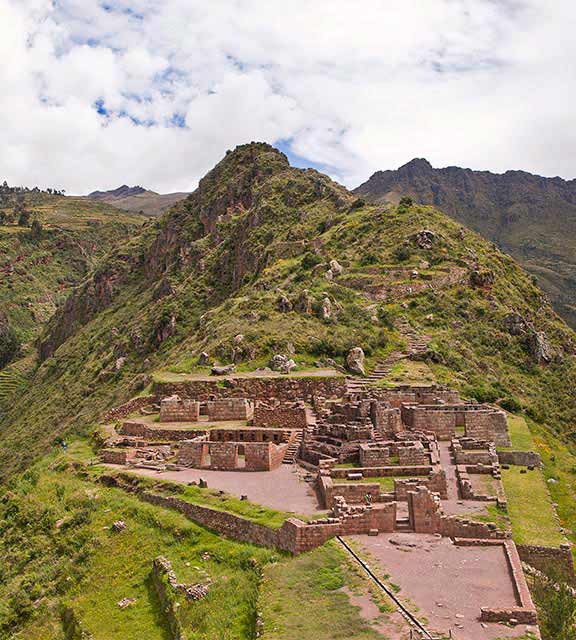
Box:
[517,543,575,583]
[318,474,381,509]
[99,473,393,553]
[370,403,402,436]
[394,468,448,500]
[379,385,461,409]
[252,401,308,429]
[101,448,136,464]
[407,486,507,539]
[359,443,390,466]
[154,376,347,403]
[121,420,207,442]
[498,450,542,468]
[401,404,511,446]
[103,395,158,422]
[160,396,200,422]
[177,438,290,471]
[151,557,185,640]
[208,398,254,421]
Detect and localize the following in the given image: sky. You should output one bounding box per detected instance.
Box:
[0,1,575,195]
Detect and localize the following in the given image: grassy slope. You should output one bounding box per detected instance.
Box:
[0,192,143,345]
[1,451,388,639]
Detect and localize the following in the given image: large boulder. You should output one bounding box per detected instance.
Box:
[295,289,314,314]
[211,364,236,376]
[527,330,553,365]
[346,347,365,375]
[470,268,495,289]
[503,312,528,336]
[269,354,296,374]
[278,295,292,313]
[320,296,332,321]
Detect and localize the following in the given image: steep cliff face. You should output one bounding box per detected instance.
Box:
[356,160,576,326]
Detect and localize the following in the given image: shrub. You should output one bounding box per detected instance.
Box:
[499,396,522,413]
[393,245,411,262]
[301,252,322,270]
[0,323,20,369]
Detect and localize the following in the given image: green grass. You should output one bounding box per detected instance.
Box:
[499,414,535,451]
[332,477,398,491]
[1,467,279,639]
[259,543,393,639]
[501,466,566,546]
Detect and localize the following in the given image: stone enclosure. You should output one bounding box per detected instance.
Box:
[99,374,568,637]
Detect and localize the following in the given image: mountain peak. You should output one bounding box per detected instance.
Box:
[398,158,433,173]
[88,185,148,199]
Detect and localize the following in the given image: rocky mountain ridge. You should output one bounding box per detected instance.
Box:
[86,184,190,216]
[355,158,576,327]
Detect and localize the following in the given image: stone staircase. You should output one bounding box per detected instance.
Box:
[346,317,431,395]
[283,429,304,464]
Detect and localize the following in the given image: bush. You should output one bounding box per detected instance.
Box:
[398,196,413,209]
[532,571,576,639]
[499,396,522,413]
[392,245,411,262]
[359,252,378,266]
[301,252,322,270]
[0,323,20,369]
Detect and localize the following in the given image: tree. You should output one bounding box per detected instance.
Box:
[30,219,43,239]
[0,321,19,369]
[18,210,31,227]
[399,195,413,209]
[532,571,576,640]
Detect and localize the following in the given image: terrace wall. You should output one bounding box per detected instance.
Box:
[252,402,308,429]
[153,376,347,403]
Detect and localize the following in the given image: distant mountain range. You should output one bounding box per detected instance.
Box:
[356,159,576,328]
[86,184,189,216]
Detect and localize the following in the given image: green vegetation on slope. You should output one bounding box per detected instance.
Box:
[501,466,566,546]
[259,543,393,639]
[0,190,143,348]
[0,453,387,639]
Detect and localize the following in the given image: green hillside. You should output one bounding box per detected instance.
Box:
[0,190,143,350]
[1,143,576,637]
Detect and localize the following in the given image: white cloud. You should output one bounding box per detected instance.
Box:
[0,0,575,194]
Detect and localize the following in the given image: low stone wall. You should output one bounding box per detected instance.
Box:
[330,465,433,479]
[407,486,507,539]
[103,395,158,422]
[121,420,207,442]
[154,376,347,403]
[101,448,136,465]
[151,557,185,640]
[498,450,542,468]
[517,543,575,583]
[252,401,308,429]
[359,444,390,466]
[452,539,538,625]
[378,385,461,409]
[395,469,448,500]
[100,473,395,553]
[318,474,381,509]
